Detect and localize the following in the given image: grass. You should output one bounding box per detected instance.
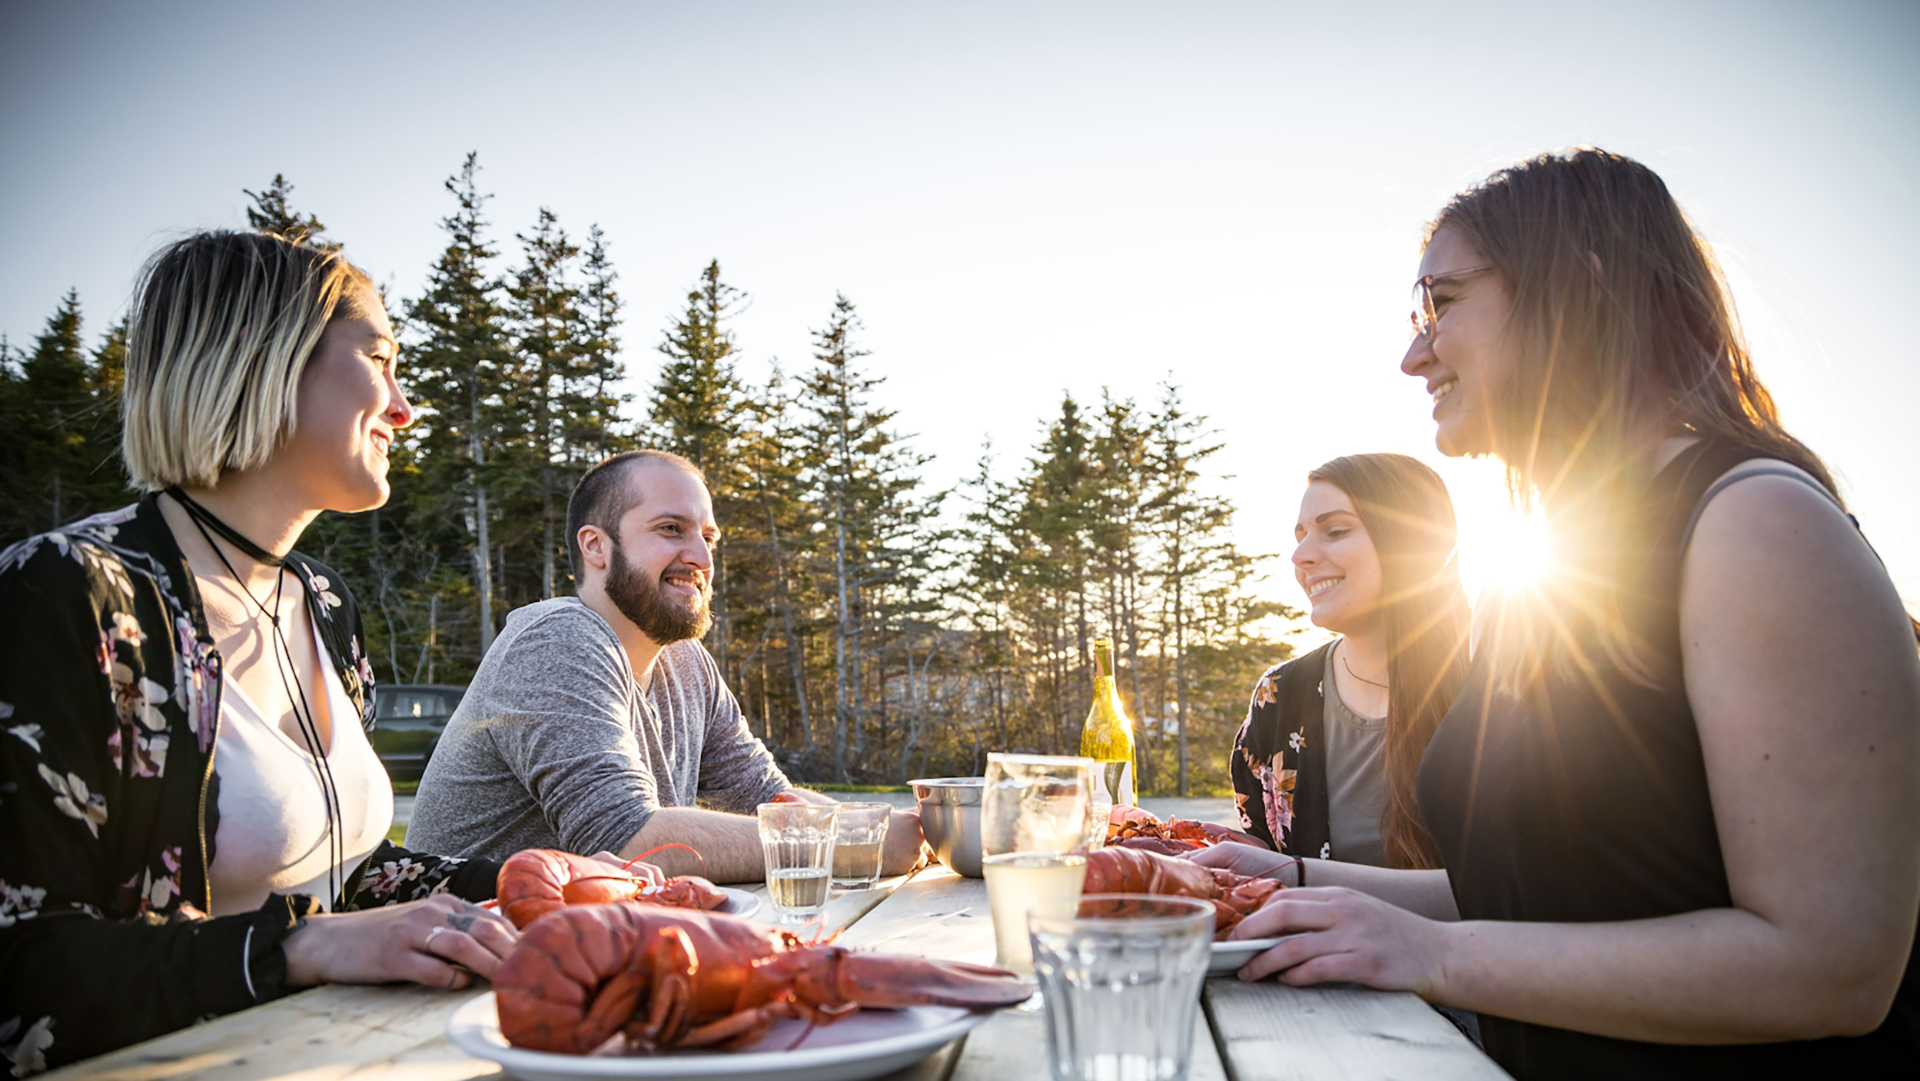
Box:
[804,783,912,793]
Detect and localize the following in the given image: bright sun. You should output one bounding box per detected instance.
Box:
[1454,500,1554,602]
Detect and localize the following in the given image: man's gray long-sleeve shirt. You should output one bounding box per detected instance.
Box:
[405,597,790,860]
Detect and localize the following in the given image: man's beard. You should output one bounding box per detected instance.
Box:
[605,537,713,644]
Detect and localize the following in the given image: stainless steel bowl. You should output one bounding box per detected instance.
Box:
[910,777,985,877]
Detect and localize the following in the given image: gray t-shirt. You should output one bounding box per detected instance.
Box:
[1323,673,1390,867]
[405,597,790,860]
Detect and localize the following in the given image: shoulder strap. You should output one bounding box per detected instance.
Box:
[1679,464,1844,554]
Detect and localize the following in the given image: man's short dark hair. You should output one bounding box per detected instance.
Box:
[566,450,705,585]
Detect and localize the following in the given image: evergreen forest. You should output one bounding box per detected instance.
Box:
[0,158,1297,795]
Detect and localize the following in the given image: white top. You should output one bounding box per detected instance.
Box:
[207,621,393,916]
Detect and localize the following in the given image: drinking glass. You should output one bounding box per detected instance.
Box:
[757,802,838,922]
[981,753,1095,975]
[831,802,892,891]
[1027,894,1214,1081]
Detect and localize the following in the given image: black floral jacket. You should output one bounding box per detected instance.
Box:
[1228,641,1336,859]
[0,495,499,1074]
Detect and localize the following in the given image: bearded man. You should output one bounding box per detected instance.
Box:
[406,450,922,882]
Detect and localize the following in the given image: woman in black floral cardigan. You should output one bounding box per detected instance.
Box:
[0,231,519,1073]
[1219,453,1472,871]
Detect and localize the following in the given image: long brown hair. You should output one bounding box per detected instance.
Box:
[1425,148,1886,685]
[1308,453,1471,870]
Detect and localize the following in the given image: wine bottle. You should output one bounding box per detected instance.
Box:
[1080,636,1137,815]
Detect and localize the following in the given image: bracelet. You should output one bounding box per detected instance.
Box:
[1264,856,1305,888]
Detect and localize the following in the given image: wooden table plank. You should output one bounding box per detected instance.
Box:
[45,984,503,1081]
[1205,979,1510,1080]
[842,864,1228,1081]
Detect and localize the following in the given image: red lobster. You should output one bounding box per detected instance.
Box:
[1083,845,1283,940]
[497,849,731,930]
[1106,806,1264,855]
[494,903,1033,1054]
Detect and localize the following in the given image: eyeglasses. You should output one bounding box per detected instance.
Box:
[1408,265,1493,340]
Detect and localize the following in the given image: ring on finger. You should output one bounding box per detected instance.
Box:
[425,925,449,949]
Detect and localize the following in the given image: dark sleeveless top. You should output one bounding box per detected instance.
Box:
[1417,441,1920,1079]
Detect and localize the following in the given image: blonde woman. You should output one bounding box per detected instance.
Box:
[0,231,520,1072]
[1203,150,1920,1078]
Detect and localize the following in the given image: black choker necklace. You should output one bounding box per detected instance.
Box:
[166,487,286,567]
[165,487,345,907]
[1340,643,1389,690]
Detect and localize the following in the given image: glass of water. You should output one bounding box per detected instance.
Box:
[757,802,839,922]
[1027,894,1214,1081]
[831,802,892,891]
[981,753,1095,976]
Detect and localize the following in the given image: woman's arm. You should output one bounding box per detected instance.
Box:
[1234,472,1920,1043]
[1193,845,1459,921]
[344,841,503,907]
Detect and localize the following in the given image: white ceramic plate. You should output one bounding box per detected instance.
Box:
[1208,935,1296,976]
[716,887,759,919]
[446,993,989,1081]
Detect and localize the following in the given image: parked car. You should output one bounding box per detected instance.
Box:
[369,683,466,782]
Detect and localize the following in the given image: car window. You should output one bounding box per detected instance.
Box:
[375,690,457,720]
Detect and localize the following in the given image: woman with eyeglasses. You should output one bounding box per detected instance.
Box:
[1223,454,1471,877]
[1202,149,1920,1078]
[0,231,525,1072]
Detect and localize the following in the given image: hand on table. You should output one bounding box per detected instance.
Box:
[1228,886,1450,998]
[282,893,519,991]
[882,808,927,875]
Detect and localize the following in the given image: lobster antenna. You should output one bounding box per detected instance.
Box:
[627,843,709,878]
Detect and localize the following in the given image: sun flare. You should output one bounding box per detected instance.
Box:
[1455,500,1554,603]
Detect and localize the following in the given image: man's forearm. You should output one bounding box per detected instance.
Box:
[619,807,766,884]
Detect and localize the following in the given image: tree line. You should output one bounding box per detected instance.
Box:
[0,158,1296,795]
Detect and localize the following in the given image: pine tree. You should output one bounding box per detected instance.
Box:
[15,292,92,532]
[650,260,752,678]
[505,208,588,600]
[1142,382,1229,796]
[403,153,513,655]
[796,294,943,779]
[731,364,821,763]
[572,225,630,467]
[244,174,330,247]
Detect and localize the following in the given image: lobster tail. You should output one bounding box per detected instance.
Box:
[496,902,655,1053]
[1084,845,1220,898]
[785,948,1034,1011]
[1082,846,1281,939]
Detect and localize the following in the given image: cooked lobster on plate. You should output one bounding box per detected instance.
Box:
[497,848,731,929]
[494,903,1033,1054]
[1105,806,1265,855]
[1082,845,1283,940]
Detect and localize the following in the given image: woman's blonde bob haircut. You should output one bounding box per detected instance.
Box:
[121,230,375,491]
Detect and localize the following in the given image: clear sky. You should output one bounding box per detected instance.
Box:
[4,0,1916,617]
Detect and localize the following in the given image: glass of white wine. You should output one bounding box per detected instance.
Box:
[758,802,839,923]
[981,753,1095,977]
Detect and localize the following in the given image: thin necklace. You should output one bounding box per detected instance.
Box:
[1340,641,1389,689]
[167,488,345,909]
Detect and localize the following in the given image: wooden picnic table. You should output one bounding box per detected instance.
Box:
[50,804,1509,1081]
